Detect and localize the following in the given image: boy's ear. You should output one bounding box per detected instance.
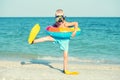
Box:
[63,16,66,20]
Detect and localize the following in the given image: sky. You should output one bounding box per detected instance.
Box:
[0,0,120,17]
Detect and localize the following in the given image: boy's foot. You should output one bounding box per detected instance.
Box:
[63,70,79,75]
[31,40,34,44]
[30,40,35,44]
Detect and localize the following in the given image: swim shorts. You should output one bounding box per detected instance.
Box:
[53,38,70,52]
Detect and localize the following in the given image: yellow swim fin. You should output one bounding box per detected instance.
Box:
[28,24,40,44]
[64,70,79,75]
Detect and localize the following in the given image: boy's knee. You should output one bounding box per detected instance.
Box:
[64,51,68,57]
[45,36,54,41]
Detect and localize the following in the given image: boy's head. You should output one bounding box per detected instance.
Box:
[55,9,64,16]
[55,9,65,23]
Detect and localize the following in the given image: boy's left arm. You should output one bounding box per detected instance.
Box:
[65,22,78,37]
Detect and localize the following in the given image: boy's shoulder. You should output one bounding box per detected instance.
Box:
[64,21,74,24]
[64,21,78,27]
[64,21,73,27]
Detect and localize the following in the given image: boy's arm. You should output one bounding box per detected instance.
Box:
[65,22,78,37]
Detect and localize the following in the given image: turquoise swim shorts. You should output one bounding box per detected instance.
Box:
[53,38,70,51]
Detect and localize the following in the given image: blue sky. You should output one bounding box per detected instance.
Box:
[0,0,120,17]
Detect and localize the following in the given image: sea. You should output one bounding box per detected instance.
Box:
[0,17,120,64]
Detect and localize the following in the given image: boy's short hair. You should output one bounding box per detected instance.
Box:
[55,9,64,15]
[56,9,63,12]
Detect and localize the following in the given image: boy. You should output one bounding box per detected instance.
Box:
[32,9,79,74]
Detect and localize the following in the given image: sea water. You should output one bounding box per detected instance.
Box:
[0,17,120,64]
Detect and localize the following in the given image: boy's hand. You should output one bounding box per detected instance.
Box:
[71,31,77,37]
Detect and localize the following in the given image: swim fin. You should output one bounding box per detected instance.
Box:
[28,24,40,44]
[64,70,79,75]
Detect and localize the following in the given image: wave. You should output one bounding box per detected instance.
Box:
[36,56,113,64]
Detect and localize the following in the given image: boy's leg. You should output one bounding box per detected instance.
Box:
[33,36,54,44]
[63,50,79,75]
[63,50,68,71]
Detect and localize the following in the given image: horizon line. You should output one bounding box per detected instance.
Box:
[0,16,120,18]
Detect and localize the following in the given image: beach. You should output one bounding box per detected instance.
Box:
[0,60,120,80]
[0,17,120,80]
[1,0,120,79]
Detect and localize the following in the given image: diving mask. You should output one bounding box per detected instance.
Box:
[55,15,65,23]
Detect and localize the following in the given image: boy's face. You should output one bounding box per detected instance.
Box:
[55,11,65,25]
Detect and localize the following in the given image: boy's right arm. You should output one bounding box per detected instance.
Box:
[65,22,78,37]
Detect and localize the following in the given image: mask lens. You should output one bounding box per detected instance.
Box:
[55,16,59,18]
[55,15,65,22]
[55,15,64,18]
